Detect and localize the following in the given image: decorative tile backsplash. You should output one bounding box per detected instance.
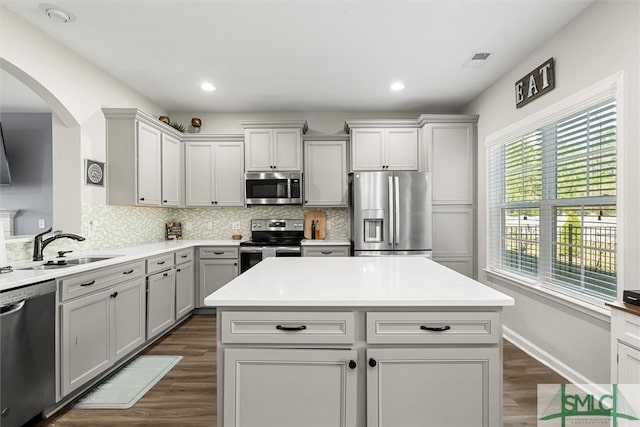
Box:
[174,206,348,240]
[4,203,349,264]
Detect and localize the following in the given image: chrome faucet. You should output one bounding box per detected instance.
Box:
[32,228,86,261]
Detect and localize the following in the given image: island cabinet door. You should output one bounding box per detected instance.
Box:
[224,348,357,427]
[366,347,500,427]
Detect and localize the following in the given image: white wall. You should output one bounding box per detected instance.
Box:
[168,111,421,135]
[463,0,639,384]
[0,6,167,211]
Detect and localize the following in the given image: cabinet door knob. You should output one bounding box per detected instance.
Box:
[110,291,118,298]
[234,262,238,266]
[140,197,145,201]
[420,325,451,332]
[369,358,377,367]
[348,360,357,369]
[176,268,181,272]
[211,201,215,204]
[163,272,168,277]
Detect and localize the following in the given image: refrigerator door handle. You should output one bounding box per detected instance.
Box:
[388,175,394,247]
[394,176,400,245]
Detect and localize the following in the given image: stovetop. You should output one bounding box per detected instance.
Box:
[241,218,304,247]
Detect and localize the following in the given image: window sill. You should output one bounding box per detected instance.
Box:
[483,268,611,323]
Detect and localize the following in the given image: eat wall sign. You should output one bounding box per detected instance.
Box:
[515,57,555,108]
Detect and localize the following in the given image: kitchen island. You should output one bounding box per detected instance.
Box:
[205,256,514,427]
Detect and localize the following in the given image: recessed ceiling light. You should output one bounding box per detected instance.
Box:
[201,82,216,92]
[390,82,405,91]
[39,3,75,23]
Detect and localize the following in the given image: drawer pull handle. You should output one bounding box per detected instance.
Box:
[276,325,307,332]
[348,360,357,369]
[123,269,134,275]
[321,251,333,255]
[80,280,96,287]
[181,255,188,258]
[213,251,224,255]
[369,358,377,367]
[420,325,451,332]
[157,261,166,265]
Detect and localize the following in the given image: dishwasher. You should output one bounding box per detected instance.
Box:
[1,279,56,427]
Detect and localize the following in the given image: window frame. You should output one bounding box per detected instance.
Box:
[485,72,623,305]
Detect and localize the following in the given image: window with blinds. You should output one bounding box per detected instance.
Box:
[488,100,617,301]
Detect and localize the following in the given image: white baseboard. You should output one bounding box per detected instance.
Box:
[503,326,605,395]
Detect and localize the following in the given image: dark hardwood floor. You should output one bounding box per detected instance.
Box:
[37,314,566,426]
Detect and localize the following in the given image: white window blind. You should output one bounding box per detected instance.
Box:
[488,100,617,301]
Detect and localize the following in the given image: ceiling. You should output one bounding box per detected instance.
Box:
[0,0,594,113]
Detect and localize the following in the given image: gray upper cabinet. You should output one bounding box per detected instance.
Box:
[424,122,475,204]
[240,121,308,172]
[184,137,245,207]
[303,137,348,207]
[346,121,418,171]
[103,108,184,207]
[136,121,162,205]
[161,133,182,207]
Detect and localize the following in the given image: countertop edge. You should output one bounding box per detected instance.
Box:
[1,239,241,291]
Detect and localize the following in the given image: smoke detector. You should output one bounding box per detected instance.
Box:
[39,4,76,23]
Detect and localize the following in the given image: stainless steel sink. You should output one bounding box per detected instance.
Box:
[65,257,114,265]
[16,256,117,270]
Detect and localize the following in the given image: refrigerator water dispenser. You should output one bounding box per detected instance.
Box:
[363,218,383,242]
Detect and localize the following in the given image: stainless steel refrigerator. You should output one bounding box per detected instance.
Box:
[349,171,432,256]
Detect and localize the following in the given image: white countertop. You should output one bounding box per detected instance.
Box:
[0,239,240,292]
[205,257,514,308]
[300,239,350,246]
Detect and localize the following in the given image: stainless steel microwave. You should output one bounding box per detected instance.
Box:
[245,172,302,205]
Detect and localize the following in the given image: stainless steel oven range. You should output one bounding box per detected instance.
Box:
[239,219,304,273]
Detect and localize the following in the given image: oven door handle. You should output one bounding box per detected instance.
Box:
[240,246,301,254]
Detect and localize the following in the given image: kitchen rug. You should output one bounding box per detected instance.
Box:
[74,355,182,409]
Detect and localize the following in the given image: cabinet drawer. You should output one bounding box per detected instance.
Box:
[366,312,500,344]
[221,311,355,344]
[146,253,174,274]
[302,246,350,257]
[613,309,640,350]
[199,247,239,259]
[175,248,194,265]
[59,260,145,302]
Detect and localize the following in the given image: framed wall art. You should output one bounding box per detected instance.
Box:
[85,159,105,186]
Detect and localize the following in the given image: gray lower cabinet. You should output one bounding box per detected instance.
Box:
[217,309,503,426]
[175,261,195,319]
[366,347,499,427]
[302,245,350,257]
[147,269,176,339]
[198,247,239,307]
[223,348,358,427]
[60,276,145,397]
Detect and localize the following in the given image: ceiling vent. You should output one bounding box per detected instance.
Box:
[463,52,492,68]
